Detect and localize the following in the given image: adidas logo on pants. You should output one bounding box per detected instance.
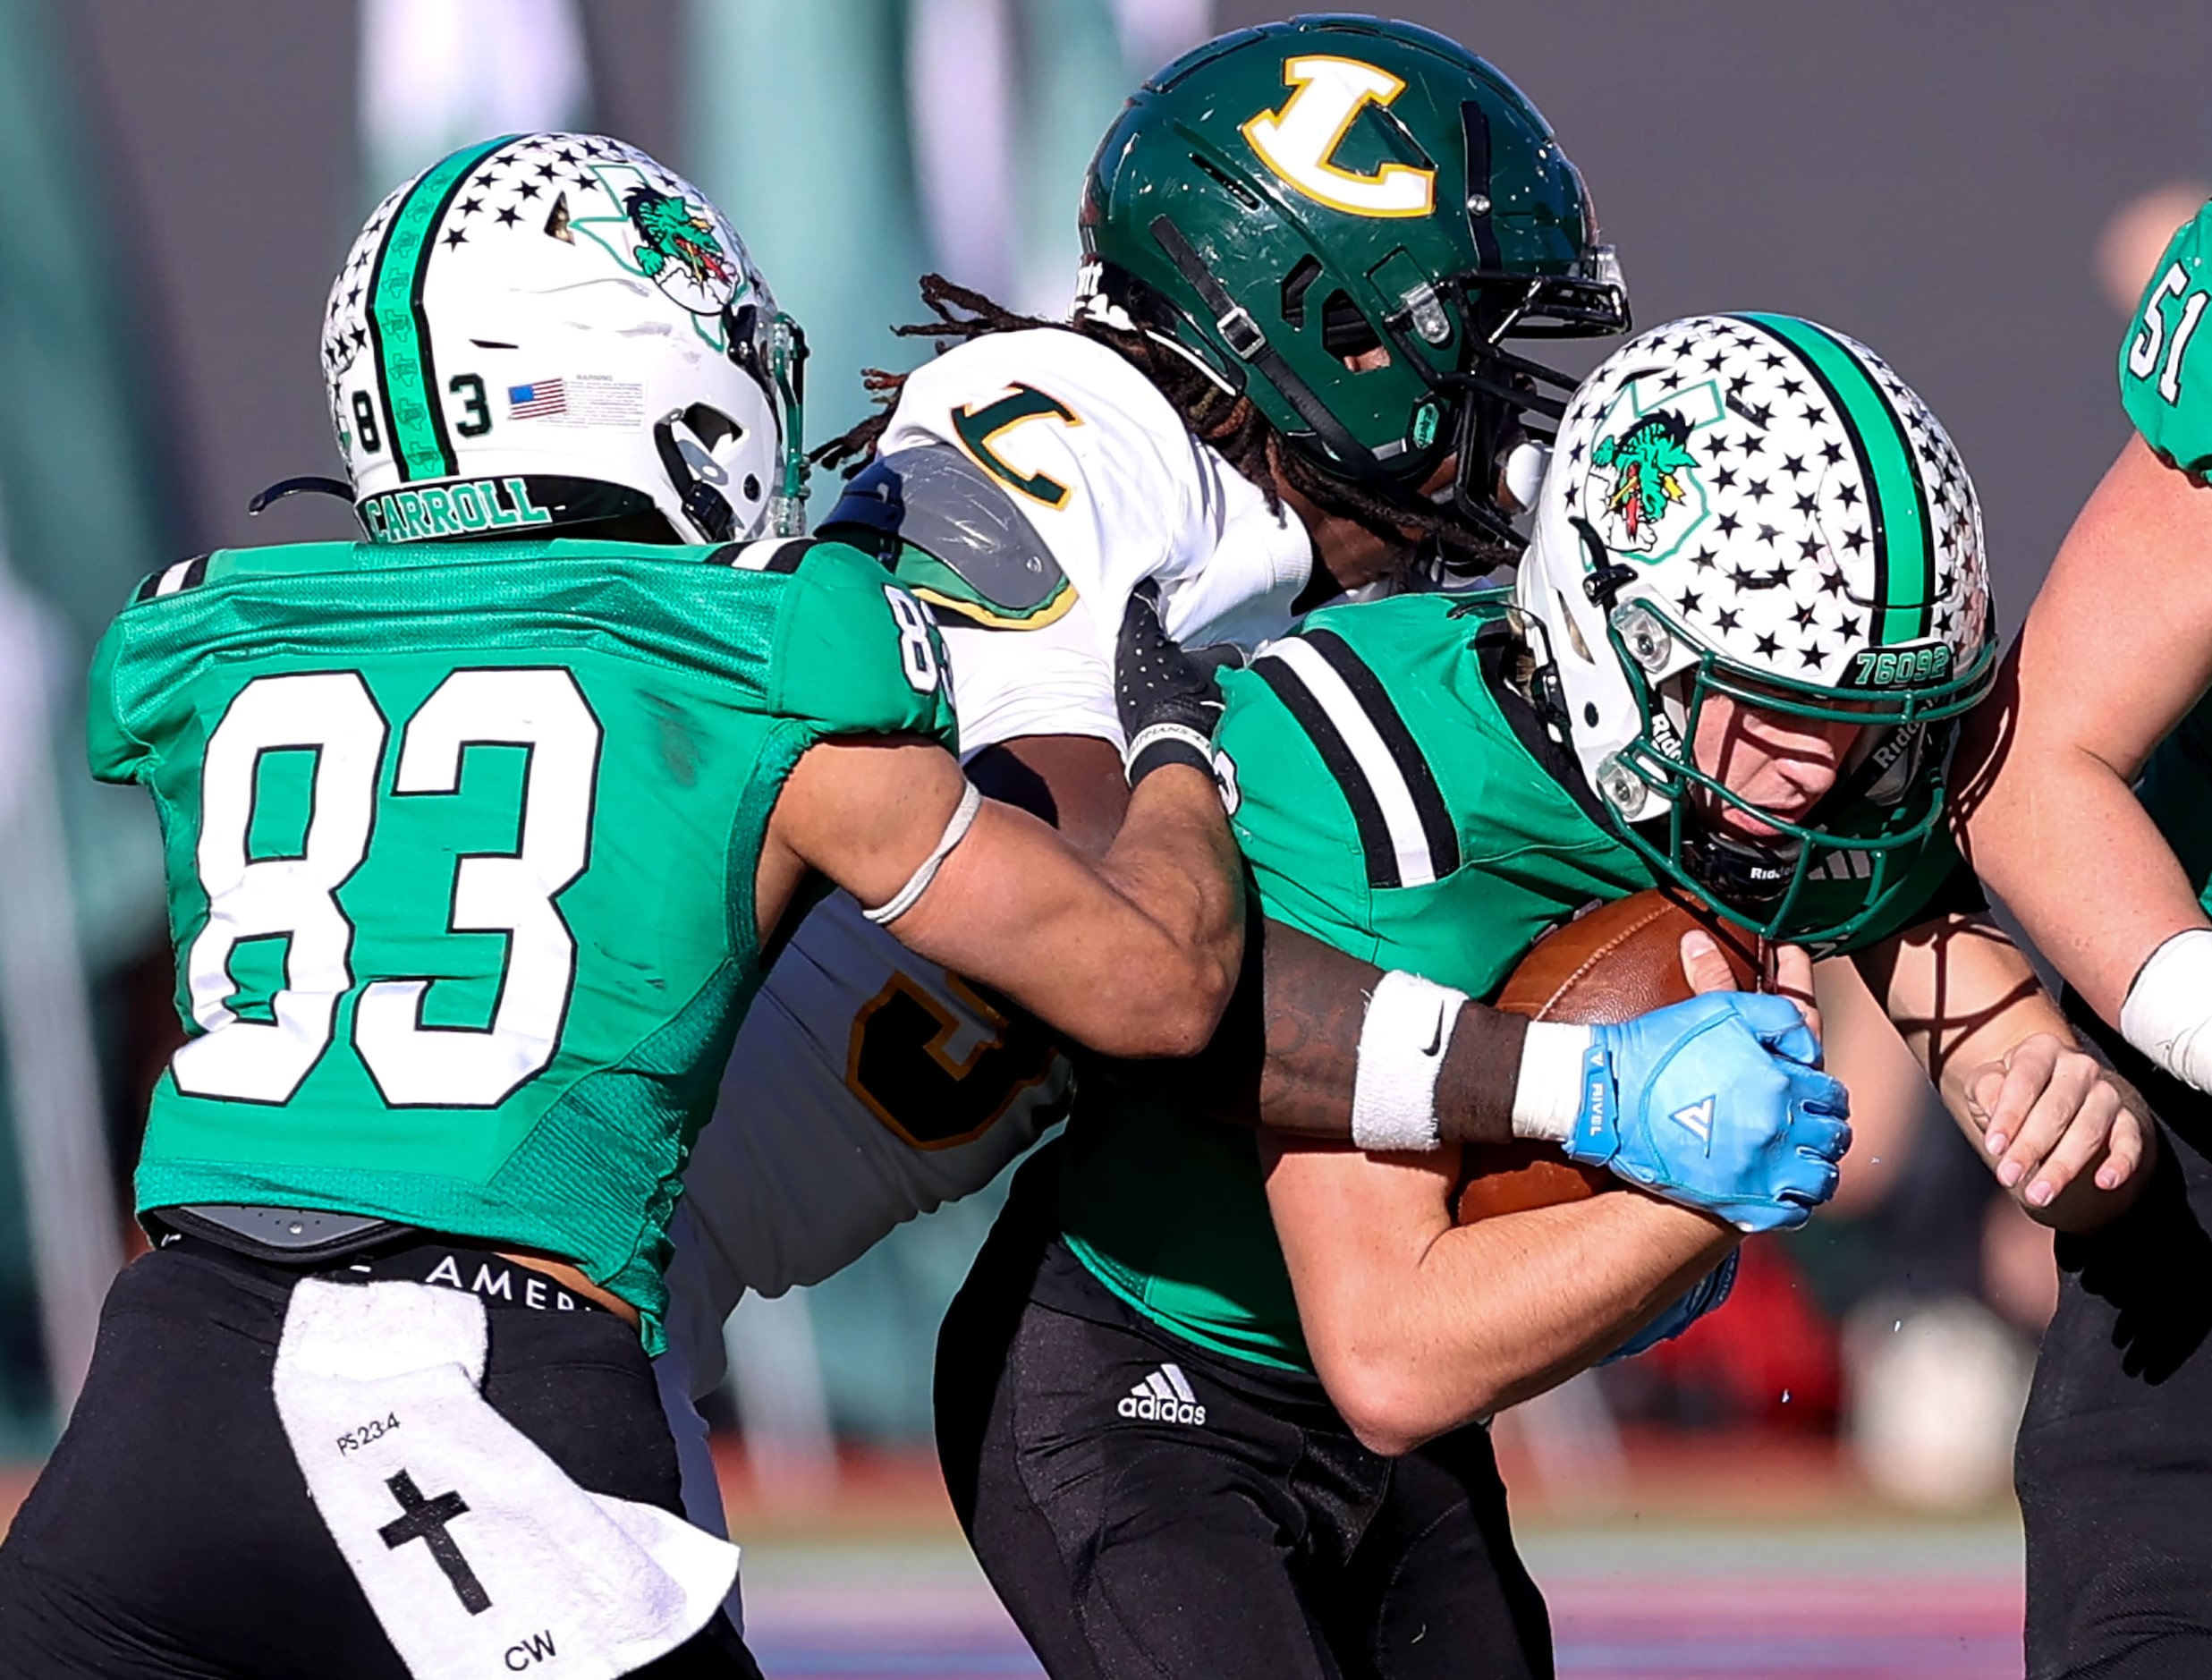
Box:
[1117,1362,1207,1425]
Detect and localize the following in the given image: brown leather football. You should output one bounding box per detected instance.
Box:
[1455,888,1767,1223]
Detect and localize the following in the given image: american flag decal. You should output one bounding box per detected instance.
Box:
[507,379,567,419]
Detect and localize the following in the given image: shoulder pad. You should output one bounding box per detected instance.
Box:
[821,446,1072,629]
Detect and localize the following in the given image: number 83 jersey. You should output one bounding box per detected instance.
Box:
[90,534,954,1345]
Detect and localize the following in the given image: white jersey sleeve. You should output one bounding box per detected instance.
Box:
[879,327,1311,753]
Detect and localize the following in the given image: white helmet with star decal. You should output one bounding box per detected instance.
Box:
[312,132,806,547]
[1514,312,1995,947]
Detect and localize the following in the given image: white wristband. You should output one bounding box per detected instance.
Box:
[2119,927,2212,1093]
[1510,1021,1597,1144]
[1350,970,1468,1151]
[862,780,982,927]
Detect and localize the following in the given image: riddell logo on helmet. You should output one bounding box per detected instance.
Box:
[1119,1364,1207,1425]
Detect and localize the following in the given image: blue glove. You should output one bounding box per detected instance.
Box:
[1603,1250,1742,1363]
[1564,992,1852,1233]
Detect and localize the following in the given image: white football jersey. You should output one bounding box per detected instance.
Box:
[663,328,1311,1394]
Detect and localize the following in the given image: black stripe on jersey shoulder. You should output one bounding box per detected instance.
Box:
[712,538,817,574]
[133,554,215,603]
[1301,628,1460,879]
[1254,650,1401,890]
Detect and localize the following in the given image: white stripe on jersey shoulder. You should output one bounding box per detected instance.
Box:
[153,559,197,596]
[725,537,808,573]
[1259,636,1441,889]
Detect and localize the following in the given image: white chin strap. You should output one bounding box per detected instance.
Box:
[2120,927,2212,1092]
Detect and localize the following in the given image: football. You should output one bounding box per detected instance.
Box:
[1455,889,1767,1223]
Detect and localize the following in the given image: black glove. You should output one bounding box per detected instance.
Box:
[1115,581,1243,786]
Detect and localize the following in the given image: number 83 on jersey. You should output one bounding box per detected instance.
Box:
[175,666,602,1109]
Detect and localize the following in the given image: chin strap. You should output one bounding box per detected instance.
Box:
[1148,214,1386,481]
[652,416,736,543]
[1681,822,1800,911]
[249,476,353,516]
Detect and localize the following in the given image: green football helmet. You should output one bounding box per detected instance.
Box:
[1080,14,1628,547]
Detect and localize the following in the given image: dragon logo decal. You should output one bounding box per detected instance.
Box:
[623,185,737,315]
[1592,411,1699,551]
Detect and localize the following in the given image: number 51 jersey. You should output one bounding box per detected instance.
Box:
[89,534,955,1345]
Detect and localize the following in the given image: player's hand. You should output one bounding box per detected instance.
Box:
[1602,1249,1741,1363]
[1114,581,1242,785]
[1680,932,1821,1039]
[1565,992,1852,1233]
[1964,1031,2155,1210]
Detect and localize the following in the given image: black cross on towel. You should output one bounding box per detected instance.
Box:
[379,1469,492,1614]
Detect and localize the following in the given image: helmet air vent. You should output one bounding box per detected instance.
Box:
[1281,256,1322,330]
[1551,590,1594,665]
[1461,100,1500,267]
[1321,292,1383,360]
[1187,153,1262,210]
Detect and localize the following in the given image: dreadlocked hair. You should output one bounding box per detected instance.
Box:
[810,272,1513,574]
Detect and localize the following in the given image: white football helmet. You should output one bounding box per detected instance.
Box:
[1515,313,1995,946]
[316,132,805,546]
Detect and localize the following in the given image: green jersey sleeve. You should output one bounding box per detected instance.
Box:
[769,541,958,748]
[1215,661,1380,964]
[2121,198,2212,475]
[1216,598,1653,997]
[86,610,148,785]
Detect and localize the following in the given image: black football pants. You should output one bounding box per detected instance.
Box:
[0,1236,762,1680]
[2016,994,2212,1679]
[936,1156,1552,1680]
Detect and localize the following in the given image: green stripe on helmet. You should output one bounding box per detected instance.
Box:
[1733,313,1935,646]
[365,136,517,483]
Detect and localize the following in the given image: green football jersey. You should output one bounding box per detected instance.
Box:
[2119,195,2212,479]
[1060,590,1961,1371]
[91,535,954,1344]
[2119,196,2212,914]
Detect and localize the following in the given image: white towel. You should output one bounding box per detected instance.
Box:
[271,1277,739,1680]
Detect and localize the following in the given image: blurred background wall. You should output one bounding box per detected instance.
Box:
[0,0,2205,1469]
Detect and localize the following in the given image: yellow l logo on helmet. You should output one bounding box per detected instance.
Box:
[1242,56,1437,219]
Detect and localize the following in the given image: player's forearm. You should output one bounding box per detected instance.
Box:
[1251,920,1523,1143]
[1292,1191,1730,1455]
[1966,741,2208,1025]
[1075,763,1246,1055]
[1860,917,2157,1232]
[1955,445,2212,1023]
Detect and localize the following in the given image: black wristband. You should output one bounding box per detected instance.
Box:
[1124,721,1216,786]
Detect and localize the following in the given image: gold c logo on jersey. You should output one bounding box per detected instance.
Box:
[952,384,1081,508]
[1242,55,1437,219]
